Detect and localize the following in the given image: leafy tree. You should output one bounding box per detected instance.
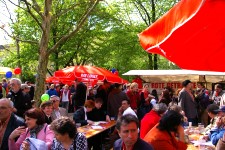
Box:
[1,0,102,104]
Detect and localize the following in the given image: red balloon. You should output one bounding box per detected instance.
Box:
[14,67,21,75]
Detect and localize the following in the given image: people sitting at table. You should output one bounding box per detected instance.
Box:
[87,98,110,122]
[87,98,111,150]
[144,110,187,150]
[50,95,68,120]
[8,108,54,150]
[50,117,88,150]
[40,100,53,124]
[114,114,154,150]
[168,104,188,127]
[73,100,95,126]
[207,106,225,146]
[140,103,167,139]
[0,98,25,150]
[118,99,137,119]
[204,104,219,135]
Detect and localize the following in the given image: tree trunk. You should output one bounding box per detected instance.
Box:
[15,39,22,80]
[34,0,52,105]
[153,54,158,70]
[34,53,49,105]
[148,53,153,69]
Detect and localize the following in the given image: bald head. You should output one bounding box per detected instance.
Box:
[0,98,13,108]
[0,98,14,121]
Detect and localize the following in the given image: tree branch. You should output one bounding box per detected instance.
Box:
[51,3,81,21]
[136,0,151,26]
[7,0,26,10]
[0,26,39,44]
[30,0,44,18]
[133,2,148,26]
[48,0,101,53]
[20,0,43,30]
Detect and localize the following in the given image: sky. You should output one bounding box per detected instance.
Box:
[0,0,16,45]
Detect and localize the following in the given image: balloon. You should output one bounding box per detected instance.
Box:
[41,94,50,102]
[114,71,119,75]
[14,67,21,75]
[5,71,13,78]
[111,68,116,73]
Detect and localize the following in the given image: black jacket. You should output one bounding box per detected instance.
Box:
[1,114,25,150]
[73,107,88,126]
[7,89,32,118]
[72,82,87,108]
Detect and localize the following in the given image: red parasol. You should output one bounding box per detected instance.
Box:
[139,0,225,72]
[54,66,128,84]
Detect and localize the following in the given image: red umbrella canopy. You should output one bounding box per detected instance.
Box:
[54,66,128,84]
[139,0,225,72]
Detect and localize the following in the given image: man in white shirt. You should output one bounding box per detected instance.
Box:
[118,99,137,119]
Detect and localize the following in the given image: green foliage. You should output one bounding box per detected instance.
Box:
[1,0,180,83]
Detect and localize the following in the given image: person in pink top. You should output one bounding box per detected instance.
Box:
[8,108,54,150]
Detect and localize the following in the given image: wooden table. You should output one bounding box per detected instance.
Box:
[77,120,116,139]
[187,134,215,150]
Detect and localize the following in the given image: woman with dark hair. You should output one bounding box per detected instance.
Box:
[8,108,54,150]
[144,110,187,150]
[50,117,87,150]
[159,89,172,106]
[151,89,158,102]
[40,101,53,124]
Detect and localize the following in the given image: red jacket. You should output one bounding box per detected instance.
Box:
[126,90,140,109]
[144,124,187,150]
[140,110,161,139]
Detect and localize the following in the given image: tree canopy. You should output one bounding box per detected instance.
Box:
[0,0,179,103]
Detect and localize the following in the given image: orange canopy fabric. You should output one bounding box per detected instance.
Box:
[139,0,225,72]
[53,66,128,84]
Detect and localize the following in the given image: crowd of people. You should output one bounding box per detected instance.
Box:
[1,77,225,150]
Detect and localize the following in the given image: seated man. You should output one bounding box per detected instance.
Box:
[50,95,68,120]
[87,98,110,122]
[114,114,153,150]
[118,99,137,119]
[0,98,24,150]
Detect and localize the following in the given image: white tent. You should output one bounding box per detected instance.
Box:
[123,70,225,83]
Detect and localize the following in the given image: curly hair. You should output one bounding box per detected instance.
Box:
[50,117,77,138]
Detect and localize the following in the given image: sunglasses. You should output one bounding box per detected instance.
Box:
[51,100,59,103]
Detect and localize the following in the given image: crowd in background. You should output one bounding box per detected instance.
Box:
[1,77,225,149]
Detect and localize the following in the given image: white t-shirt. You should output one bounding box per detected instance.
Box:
[123,107,137,118]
